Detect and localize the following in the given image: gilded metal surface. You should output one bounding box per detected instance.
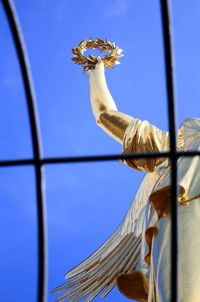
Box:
[88,61,133,143]
[53,61,200,302]
[71,38,123,71]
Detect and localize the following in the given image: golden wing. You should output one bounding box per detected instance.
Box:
[52,173,156,302]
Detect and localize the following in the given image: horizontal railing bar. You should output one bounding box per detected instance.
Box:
[0,150,200,167]
[0,159,34,167]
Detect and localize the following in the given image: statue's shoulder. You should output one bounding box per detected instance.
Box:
[178,118,200,150]
[179,117,200,132]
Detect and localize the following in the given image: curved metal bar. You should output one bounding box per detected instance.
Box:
[2,1,47,302]
[160,0,178,301]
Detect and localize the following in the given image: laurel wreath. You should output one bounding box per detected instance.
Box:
[71,38,124,71]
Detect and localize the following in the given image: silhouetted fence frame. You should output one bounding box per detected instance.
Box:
[1,0,200,301]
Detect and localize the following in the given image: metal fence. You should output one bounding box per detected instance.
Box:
[1,0,200,301]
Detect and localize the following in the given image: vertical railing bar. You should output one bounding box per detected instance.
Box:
[160,0,178,301]
[2,1,47,302]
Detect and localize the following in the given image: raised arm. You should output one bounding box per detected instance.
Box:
[88,60,133,144]
[88,60,169,172]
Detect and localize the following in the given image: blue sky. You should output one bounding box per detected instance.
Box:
[0,0,200,301]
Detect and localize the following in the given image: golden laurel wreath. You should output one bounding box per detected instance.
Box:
[71,38,124,71]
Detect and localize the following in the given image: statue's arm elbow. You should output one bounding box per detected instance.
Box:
[97,110,133,144]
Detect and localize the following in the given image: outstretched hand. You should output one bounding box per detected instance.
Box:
[86,57,105,76]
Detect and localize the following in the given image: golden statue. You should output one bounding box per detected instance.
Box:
[53,39,200,302]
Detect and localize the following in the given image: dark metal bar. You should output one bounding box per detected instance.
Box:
[0,150,200,167]
[160,0,178,301]
[1,2,197,302]
[2,1,47,302]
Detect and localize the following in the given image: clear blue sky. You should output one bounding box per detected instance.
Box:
[0,1,200,301]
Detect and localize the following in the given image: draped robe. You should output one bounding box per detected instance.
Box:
[53,117,200,302]
[122,117,200,302]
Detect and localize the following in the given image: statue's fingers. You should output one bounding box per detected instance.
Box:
[97,56,102,63]
[85,69,92,76]
[95,57,105,71]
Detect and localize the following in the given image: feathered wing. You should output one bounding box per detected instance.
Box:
[52,173,157,302]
